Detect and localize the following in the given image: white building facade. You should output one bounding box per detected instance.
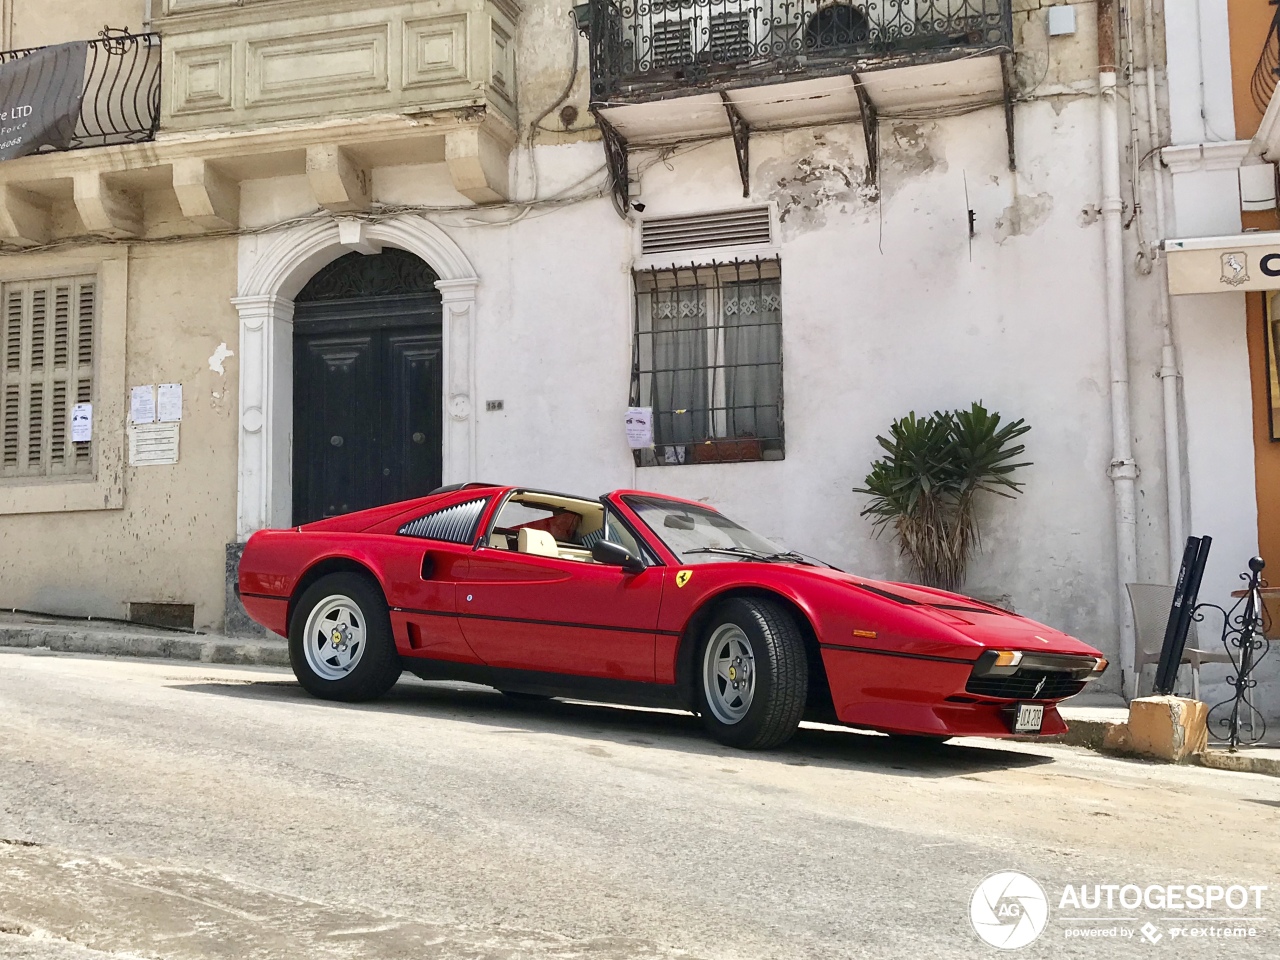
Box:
[4,0,1275,712]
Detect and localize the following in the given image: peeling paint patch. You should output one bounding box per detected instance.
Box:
[882,122,945,178]
[1079,204,1101,226]
[208,343,234,375]
[757,133,876,237]
[994,193,1053,243]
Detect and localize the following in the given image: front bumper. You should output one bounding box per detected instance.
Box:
[821,647,1103,738]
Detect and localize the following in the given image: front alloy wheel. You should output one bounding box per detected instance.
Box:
[697,597,808,749]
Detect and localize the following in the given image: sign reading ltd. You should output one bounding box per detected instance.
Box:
[0,41,88,161]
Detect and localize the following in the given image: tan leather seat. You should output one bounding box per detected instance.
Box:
[517,527,559,558]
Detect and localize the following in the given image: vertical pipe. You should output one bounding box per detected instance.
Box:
[1099,0,1141,699]
[1142,0,1187,579]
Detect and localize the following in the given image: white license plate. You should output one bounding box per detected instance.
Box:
[1014,703,1044,734]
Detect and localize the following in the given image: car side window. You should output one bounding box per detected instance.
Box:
[398,497,489,544]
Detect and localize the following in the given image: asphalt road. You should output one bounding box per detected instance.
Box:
[1,649,1278,960]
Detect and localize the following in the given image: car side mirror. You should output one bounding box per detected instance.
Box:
[591,539,645,574]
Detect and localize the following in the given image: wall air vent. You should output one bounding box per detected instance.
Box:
[640,207,772,256]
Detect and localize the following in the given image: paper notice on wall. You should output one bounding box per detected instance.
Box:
[625,407,653,449]
[70,403,92,443]
[129,421,179,466]
[157,383,183,422]
[130,385,156,424]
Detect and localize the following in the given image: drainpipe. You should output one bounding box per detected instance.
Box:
[1142,0,1186,579]
[1099,0,1141,700]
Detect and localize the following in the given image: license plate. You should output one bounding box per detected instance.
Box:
[1013,703,1044,734]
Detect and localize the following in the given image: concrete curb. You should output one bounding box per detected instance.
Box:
[1196,749,1280,777]
[0,623,289,668]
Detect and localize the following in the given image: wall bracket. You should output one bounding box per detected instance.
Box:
[594,109,630,218]
[1001,51,1017,172]
[852,73,879,187]
[721,92,751,198]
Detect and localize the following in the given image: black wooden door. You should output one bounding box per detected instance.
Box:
[292,250,443,525]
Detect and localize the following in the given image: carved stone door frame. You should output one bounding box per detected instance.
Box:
[233,217,479,539]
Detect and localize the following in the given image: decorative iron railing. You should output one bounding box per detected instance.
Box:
[1252,1,1280,118]
[1203,558,1272,750]
[0,28,161,153]
[586,0,1013,101]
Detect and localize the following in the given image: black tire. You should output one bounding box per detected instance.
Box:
[697,597,808,749]
[289,572,401,702]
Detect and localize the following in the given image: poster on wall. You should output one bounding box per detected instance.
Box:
[157,383,182,422]
[625,407,653,450]
[70,403,92,443]
[0,41,88,161]
[130,385,156,424]
[128,422,179,466]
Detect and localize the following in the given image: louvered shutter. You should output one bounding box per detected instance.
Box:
[640,207,773,256]
[0,275,96,479]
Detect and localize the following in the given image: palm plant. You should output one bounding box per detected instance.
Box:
[853,402,1031,592]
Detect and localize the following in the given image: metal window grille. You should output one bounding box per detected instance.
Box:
[1,276,96,479]
[632,258,783,466]
[398,497,489,543]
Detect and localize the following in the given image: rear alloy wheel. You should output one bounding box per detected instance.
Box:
[290,573,401,702]
[698,598,808,749]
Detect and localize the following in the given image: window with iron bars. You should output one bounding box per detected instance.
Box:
[1,275,96,480]
[631,259,783,466]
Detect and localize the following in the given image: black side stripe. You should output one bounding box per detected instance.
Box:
[241,591,288,602]
[394,606,683,637]
[819,642,975,665]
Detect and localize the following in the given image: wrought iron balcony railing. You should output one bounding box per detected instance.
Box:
[587,0,1013,102]
[0,28,161,153]
[1252,0,1280,118]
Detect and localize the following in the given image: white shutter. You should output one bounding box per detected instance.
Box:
[0,275,96,479]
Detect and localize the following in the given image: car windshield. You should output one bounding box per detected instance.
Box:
[626,496,791,565]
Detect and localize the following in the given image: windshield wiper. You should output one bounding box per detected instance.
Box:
[682,547,817,566]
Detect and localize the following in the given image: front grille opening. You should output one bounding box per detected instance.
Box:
[965,672,1087,701]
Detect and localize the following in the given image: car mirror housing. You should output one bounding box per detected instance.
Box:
[591,539,645,574]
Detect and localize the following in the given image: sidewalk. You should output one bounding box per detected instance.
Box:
[3,609,1278,776]
[0,610,287,667]
[1049,688,1280,777]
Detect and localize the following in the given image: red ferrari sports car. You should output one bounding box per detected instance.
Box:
[237,483,1108,749]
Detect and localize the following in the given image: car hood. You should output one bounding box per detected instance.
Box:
[781,564,1104,658]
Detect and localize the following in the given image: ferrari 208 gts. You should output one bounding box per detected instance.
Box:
[237,483,1108,749]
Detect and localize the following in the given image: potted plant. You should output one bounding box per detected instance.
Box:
[853,402,1031,593]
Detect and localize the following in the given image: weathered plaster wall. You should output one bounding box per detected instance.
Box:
[8,0,143,47]
[0,236,239,630]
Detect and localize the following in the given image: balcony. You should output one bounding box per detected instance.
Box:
[581,0,1015,203]
[0,4,523,247]
[0,29,161,153]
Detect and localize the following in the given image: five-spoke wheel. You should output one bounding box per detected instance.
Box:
[289,572,401,702]
[697,597,808,749]
[702,623,757,724]
[303,596,367,680]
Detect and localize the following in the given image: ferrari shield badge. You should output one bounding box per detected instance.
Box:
[675,570,693,588]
